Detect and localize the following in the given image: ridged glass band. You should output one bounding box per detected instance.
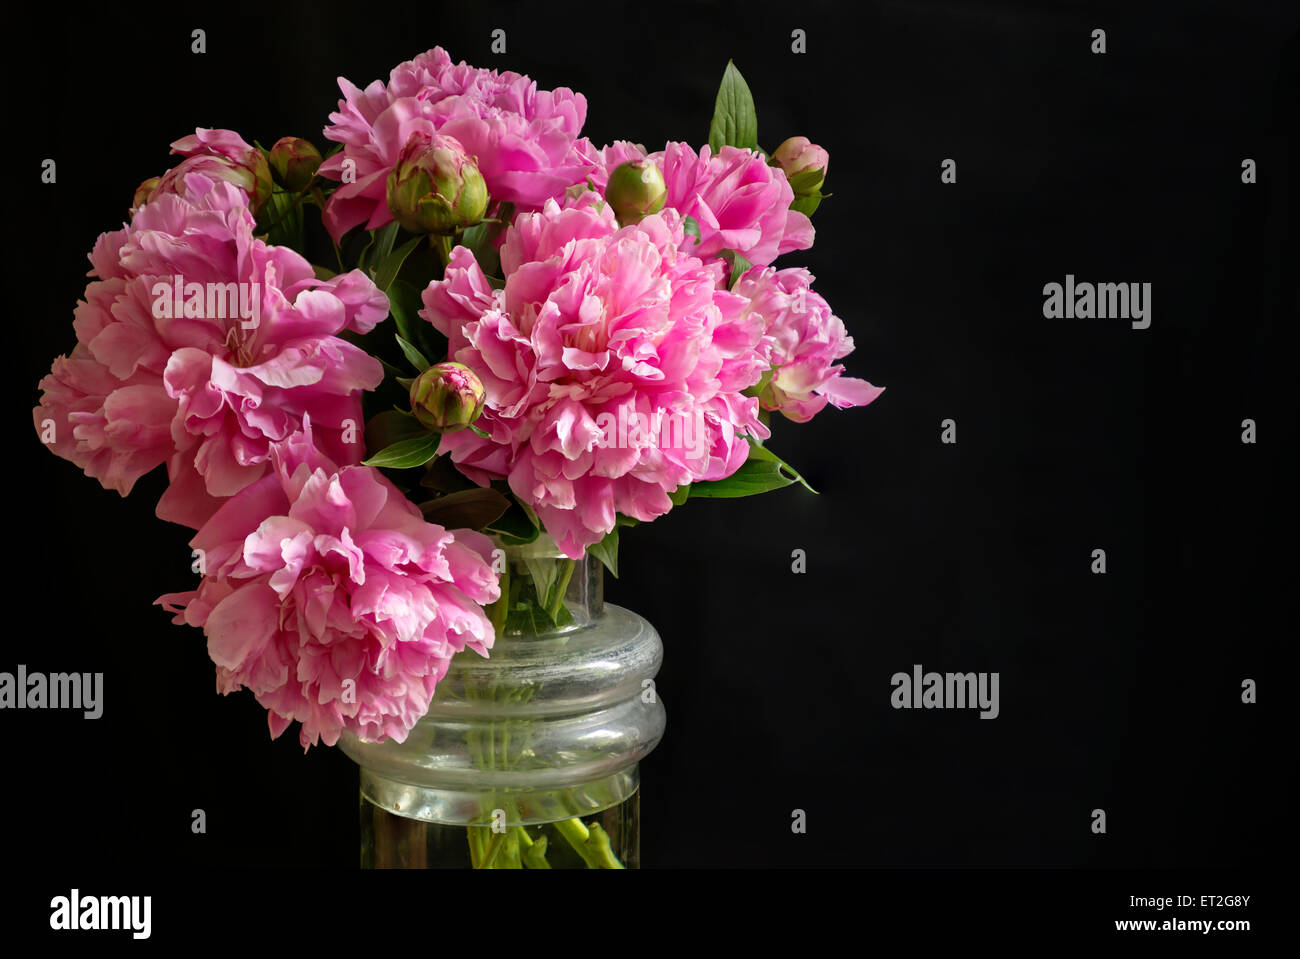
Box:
[340,537,666,828]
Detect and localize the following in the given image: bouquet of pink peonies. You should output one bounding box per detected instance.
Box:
[33,48,882,756]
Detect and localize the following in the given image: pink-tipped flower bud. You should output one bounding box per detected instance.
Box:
[268,137,323,192]
[410,362,486,431]
[386,132,488,235]
[166,128,274,211]
[604,159,667,226]
[770,136,829,197]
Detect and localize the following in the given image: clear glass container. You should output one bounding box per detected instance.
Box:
[340,533,666,868]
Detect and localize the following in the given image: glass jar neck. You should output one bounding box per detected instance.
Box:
[489,532,602,637]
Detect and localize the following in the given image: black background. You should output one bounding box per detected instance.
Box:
[5,0,1293,926]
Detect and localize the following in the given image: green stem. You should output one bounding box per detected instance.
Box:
[546,559,576,623]
[490,558,510,639]
[476,823,528,869]
[519,829,551,869]
[463,559,595,868]
[479,827,506,867]
[552,817,589,860]
[467,825,485,868]
[553,818,624,869]
[432,233,454,268]
[583,822,624,869]
[498,830,523,868]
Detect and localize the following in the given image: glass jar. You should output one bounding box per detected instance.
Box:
[339,533,666,868]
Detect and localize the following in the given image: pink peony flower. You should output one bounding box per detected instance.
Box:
[319,46,595,242]
[34,172,388,530]
[157,423,500,750]
[421,192,771,558]
[733,266,883,422]
[583,141,814,267]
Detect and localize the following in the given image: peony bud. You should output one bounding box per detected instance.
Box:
[386,132,488,234]
[770,136,829,197]
[268,137,323,192]
[410,362,486,431]
[604,159,666,226]
[168,129,274,211]
[132,176,161,211]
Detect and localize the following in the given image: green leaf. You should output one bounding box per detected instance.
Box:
[475,243,503,278]
[419,455,477,494]
[790,192,824,217]
[418,488,511,530]
[387,279,425,348]
[784,168,825,195]
[260,188,304,249]
[744,441,817,493]
[364,409,428,454]
[708,60,759,153]
[395,334,430,372]
[458,220,493,252]
[588,527,619,579]
[504,593,572,634]
[459,202,511,278]
[484,500,541,545]
[373,235,422,292]
[364,221,399,273]
[669,484,691,506]
[361,432,441,469]
[522,555,559,611]
[682,215,701,245]
[688,458,797,499]
[459,213,510,256]
[519,499,542,528]
[719,249,753,290]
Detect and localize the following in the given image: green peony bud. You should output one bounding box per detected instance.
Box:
[268,137,323,192]
[410,361,486,431]
[132,176,161,211]
[770,136,828,197]
[236,157,275,212]
[386,132,488,235]
[604,159,666,226]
